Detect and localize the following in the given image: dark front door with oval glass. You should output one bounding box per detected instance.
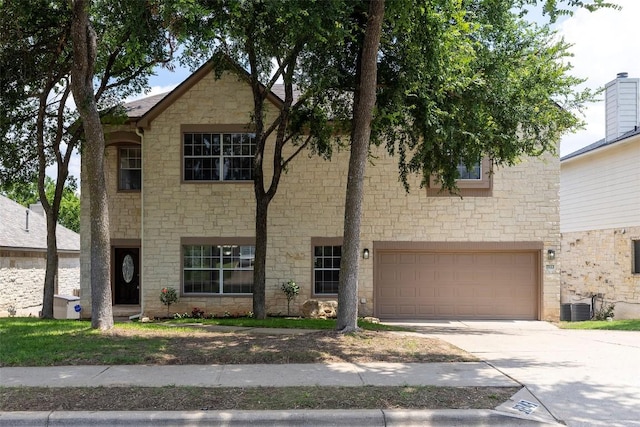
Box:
[114,247,140,305]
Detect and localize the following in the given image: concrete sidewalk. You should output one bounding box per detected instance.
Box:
[0,362,516,388]
[0,362,561,426]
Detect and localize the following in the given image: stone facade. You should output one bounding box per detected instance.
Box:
[81,68,561,320]
[0,250,79,316]
[561,226,640,318]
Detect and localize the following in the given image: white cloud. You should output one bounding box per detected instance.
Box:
[556,0,640,156]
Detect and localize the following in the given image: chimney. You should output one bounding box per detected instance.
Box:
[605,72,640,142]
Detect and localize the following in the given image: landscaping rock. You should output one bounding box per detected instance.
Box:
[301,300,338,319]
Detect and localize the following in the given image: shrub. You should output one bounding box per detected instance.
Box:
[281,279,300,316]
[159,287,179,315]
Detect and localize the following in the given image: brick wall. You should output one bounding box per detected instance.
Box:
[561,226,640,319]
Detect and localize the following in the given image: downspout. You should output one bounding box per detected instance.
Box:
[130,126,145,320]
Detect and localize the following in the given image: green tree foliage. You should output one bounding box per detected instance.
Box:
[170,0,612,324]
[1,177,80,232]
[171,0,353,319]
[301,0,613,330]
[0,0,175,324]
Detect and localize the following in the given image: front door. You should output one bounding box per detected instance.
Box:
[114,247,140,305]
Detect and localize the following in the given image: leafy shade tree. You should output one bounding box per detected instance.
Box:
[1,176,80,232]
[173,0,351,319]
[336,0,384,332]
[1,0,174,325]
[1,0,83,319]
[69,0,175,329]
[307,0,614,330]
[70,0,114,330]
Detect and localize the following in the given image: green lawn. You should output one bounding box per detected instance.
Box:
[558,319,640,331]
[0,317,408,366]
[167,316,405,331]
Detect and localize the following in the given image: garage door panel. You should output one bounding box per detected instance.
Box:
[376,249,538,320]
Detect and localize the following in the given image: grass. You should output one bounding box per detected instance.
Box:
[558,319,640,330]
[0,318,176,366]
[0,385,519,411]
[167,316,408,331]
[0,317,473,367]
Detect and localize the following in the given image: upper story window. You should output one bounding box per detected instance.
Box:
[427,157,492,197]
[457,159,482,180]
[183,132,256,182]
[119,147,141,191]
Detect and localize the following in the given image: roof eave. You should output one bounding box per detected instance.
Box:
[561,131,640,164]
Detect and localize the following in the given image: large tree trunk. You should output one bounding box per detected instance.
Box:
[336,0,384,333]
[253,196,268,319]
[70,0,113,330]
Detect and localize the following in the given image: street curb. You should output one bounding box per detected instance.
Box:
[0,409,562,426]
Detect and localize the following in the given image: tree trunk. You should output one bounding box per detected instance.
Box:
[41,213,60,318]
[336,0,384,333]
[70,0,113,330]
[253,196,268,319]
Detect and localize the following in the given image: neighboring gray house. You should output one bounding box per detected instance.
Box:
[0,195,80,316]
[560,73,640,319]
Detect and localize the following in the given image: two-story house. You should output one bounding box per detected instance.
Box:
[80,60,561,321]
[560,73,640,319]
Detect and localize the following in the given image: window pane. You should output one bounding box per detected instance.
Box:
[634,240,640,274]
[222,270,253,294]
[119,147,141,190]
[184,132,254,182]
[183,244,253,294]
[184,270,219,294]
[457,159,481,180]
[313,245,341,294]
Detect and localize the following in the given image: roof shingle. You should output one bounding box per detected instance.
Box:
[0,195,80,252]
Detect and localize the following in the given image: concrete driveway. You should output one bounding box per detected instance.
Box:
[386,320,640,427]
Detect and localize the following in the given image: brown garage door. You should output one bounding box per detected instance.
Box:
[375,250,539,320]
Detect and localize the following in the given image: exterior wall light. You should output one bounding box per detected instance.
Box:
[363,248,370,259]
[547,249,555,260]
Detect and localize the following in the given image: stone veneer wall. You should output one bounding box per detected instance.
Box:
[136,71,560,320]
[83,70,560,320]
[561,226,640,319]
[0,251,80,316]
[79,132,142,318]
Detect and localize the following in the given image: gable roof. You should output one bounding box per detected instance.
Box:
[0,195,80,253]
[561,125,640,162]
[133,58,291,129]
[125,92,170,119]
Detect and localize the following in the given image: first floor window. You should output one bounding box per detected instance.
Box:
[633,240,640,274]
[183,244,254,294]
[119,147,141,190]
[183,132,255,181]
[314,245,341,294]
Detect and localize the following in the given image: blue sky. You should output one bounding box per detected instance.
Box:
[64,0,639,180]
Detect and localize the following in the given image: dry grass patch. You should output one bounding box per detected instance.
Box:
[0,386,519,411]
[110,329,476,365]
